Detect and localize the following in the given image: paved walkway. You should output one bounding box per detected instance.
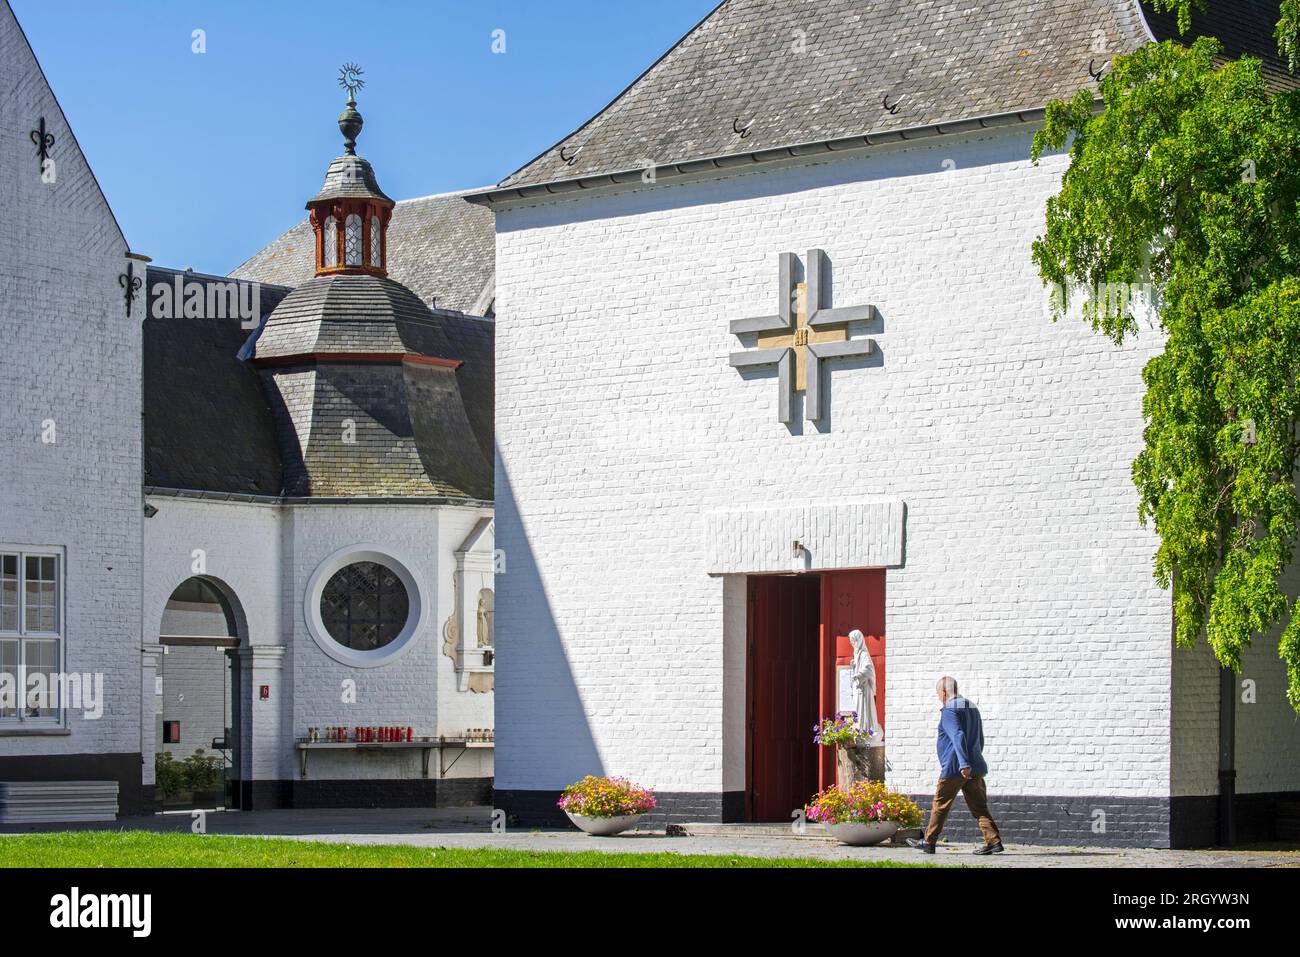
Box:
[6,807,1298,867]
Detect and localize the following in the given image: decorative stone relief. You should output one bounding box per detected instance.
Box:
[443,517,494,693]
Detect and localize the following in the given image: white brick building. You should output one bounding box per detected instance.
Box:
[1,1,497,817]
[479,0,1300,846]
[0,0,144,813]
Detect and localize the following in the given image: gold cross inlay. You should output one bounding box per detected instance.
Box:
[756,282,847,391]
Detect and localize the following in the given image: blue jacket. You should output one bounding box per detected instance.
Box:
[936,697,989,779]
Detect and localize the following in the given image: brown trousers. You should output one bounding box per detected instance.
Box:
[924,775,1002,846]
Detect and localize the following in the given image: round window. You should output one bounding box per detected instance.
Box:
[319,561,410,651]
[304,546,425,667]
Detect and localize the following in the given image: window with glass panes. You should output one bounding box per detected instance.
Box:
[344,214,363,266]
[0,550,61,723]
[320,561,409,651]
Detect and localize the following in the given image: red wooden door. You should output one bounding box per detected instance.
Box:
[747,575,821,822]
[819,570,886,789]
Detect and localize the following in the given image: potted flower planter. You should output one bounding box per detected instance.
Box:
[824,820,899,846]
[557,776,657,835]
[564,811,644,836]
[805,779,922,848]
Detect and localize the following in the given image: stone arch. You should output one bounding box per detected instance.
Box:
[158,574,247,646]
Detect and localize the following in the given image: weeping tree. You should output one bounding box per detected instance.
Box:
[1031,0,1300,708]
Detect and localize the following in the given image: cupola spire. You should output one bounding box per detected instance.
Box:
[306,63,395,277]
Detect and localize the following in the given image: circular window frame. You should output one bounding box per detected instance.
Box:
[305,545,426,668]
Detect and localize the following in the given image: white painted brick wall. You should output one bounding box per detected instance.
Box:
[143,497,493,783]
[705,500,904,573]
[494,127,1180,800]
[142,496,282,783]
[0,1,139,761]
[157,645,230,758]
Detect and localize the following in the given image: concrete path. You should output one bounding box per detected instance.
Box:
[5,806,1298,867]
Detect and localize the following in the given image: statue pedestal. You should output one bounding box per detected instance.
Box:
[836,743,885,788]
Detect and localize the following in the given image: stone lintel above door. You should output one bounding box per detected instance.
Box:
[704,500,904,576]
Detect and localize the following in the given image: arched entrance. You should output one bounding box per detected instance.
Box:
[157,576,244,810]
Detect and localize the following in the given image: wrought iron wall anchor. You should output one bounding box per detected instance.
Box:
[559,145,581,166]
[1088,58,1106,83]
[119,261,142,318]
[882,95,902,116]
[733,117,752,139]
[30,117,54,169]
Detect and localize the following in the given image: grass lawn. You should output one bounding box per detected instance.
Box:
[0,831,933,868]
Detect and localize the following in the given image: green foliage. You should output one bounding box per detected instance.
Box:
[1032,23,1300,709]
[1279,0,1300,73]
[1147,0,1300,74]
[154,748,224,798]
[1149,0,1204,35]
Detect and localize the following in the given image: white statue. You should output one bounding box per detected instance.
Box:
[848,629,882,744]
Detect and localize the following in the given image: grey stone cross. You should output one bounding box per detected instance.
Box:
[728,249,877,423]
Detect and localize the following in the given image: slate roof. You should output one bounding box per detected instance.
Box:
[232,190,495,315]
[309,154,393,204]
[488,0,1296,197]
[1140,0,1298,91]
[439,312,495,466]
[245,274,455,360]
[143,268,290,496]
[243,272,492,501]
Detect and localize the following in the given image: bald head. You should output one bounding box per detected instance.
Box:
[936,676,958,704]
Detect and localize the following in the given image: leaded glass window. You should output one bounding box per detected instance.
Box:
[345,214,363,266]
[370,215,381,267]
[320,561,409,651]
[323,216,338,267]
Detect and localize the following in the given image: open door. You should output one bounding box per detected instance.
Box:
[746,574,821,821]
[819,570,885,789]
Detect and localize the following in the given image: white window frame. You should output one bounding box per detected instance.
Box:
[0,545,65,728]
[304,545,425,669]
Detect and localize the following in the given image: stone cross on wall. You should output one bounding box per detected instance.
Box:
[728,250,877,423]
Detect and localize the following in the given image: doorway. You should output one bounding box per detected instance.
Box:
[745,569,885,822]
[157,577,242,810]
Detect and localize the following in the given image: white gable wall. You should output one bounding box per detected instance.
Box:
[0,1,141,805]
[494,127,1177,818]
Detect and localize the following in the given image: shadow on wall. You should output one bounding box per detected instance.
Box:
[493,455,603,823]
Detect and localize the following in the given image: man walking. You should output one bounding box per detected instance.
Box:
[908,676,1004,855]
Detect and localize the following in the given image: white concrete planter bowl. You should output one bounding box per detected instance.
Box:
[565,811,644,836]
[824,821,899,846]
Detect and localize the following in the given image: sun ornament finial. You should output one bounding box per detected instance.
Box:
[338,62,365,100]
[336,63,366,155]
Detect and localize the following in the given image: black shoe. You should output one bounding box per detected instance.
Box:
[973,841,1004,855]
[906,838,936,854]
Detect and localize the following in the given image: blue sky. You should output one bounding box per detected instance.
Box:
[13,0,719,274]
